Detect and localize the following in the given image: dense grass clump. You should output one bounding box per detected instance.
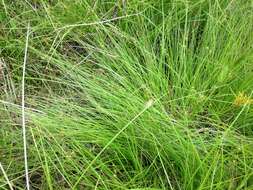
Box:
[1,1,253,189]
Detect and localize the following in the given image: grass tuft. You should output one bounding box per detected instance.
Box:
[1,0,253,189]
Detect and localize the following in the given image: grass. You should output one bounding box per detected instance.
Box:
[0,0,253,189]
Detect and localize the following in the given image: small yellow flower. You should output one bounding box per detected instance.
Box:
[233,92,253,106]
